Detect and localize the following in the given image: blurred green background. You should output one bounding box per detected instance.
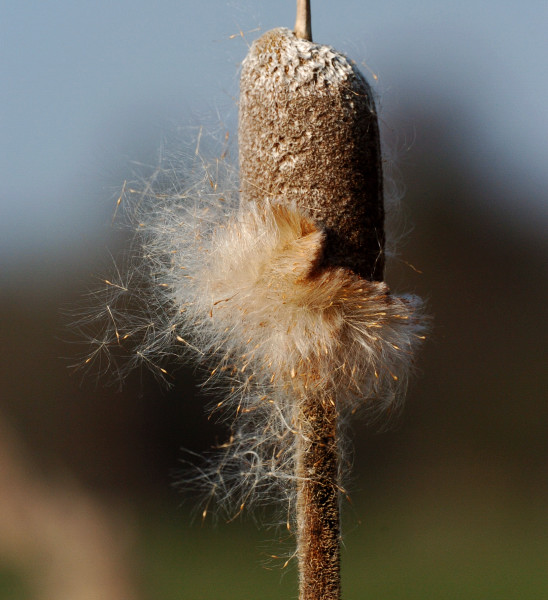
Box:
[1,1,547,598]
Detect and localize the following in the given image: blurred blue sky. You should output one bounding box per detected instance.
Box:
[1,0,547,263]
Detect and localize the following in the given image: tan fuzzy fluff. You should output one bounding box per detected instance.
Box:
[198,201,421,411]
[99,161,426,518]
[77,144,425,521]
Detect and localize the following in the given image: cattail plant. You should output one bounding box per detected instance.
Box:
[80,1,426,599]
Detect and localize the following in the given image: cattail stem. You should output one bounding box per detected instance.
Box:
[296,394,340,599]
[294,0,312,41]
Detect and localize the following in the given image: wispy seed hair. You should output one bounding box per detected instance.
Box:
[77,142,426,520]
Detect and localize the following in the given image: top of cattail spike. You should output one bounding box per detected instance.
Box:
[239,26,385,280]
[294,0,312,41]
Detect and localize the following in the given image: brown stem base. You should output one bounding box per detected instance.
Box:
[296,395,340,600]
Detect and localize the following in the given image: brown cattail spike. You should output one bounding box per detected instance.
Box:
[239,28,385,281]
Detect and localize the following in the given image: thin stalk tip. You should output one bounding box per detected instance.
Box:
[294,0,312,41]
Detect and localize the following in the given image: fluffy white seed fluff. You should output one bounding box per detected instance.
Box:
[80,144,425,520]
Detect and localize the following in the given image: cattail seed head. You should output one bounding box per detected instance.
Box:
[79,21,426,530]
[239,28,384,280]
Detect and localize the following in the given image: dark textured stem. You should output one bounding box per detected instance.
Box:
[296,395,340,600]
